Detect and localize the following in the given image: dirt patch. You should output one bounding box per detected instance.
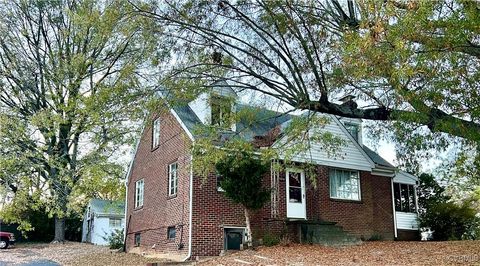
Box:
[198,241,480,266]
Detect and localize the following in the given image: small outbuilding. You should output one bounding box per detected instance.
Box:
[81,199,125,245]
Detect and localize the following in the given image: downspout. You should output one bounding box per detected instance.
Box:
[391,177,398,239]
[183,154,193,261]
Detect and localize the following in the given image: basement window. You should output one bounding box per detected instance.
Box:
[134,233,141,247]
[167,226,176,240]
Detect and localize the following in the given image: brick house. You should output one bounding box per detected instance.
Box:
[124,83,420,259]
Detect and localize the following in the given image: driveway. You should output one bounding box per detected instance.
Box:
[0,242,157,266]
[0,247,60,266]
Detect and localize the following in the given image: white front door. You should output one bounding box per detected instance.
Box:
[286,169,306,219]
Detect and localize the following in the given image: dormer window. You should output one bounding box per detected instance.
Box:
[344,123,359,141]
[211,95,232,128]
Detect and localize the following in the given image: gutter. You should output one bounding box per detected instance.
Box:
[183,154,194,261]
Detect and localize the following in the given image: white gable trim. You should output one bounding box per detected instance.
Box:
[125,123,145,184]
[393,171,418,185]
[170,109,195,141]
[330,115,375,168]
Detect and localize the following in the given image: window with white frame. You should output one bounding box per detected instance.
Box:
[329,169,361,201]
[393,183,416,213]
[135,179,144,208]
[152,118,160,148]
[168,163,178,196]
[109,218,122,228]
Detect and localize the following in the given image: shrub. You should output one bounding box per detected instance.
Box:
[419,201,479,241]
[262,232,280,247]
[367,233,383,241]
[104,228,124,249]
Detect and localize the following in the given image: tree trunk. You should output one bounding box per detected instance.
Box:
[244,208,253,249]
[53,216,66,243]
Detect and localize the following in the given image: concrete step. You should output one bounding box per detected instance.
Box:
[298,222,361,246]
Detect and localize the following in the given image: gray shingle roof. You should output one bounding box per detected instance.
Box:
[172,104,292,142]
[89,199,124,215]
[362,145,394,168]
[172,101,394,169]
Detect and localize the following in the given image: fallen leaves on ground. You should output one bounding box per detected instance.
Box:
[0,242,159,266]
[198,241,480,266]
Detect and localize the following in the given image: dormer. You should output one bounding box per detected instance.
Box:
[342,119,362,144]
[188,81,237,131]
[338,95,362,144]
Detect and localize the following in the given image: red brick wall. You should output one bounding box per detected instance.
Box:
[308,166,394,240]
[125,109,395,257]
[125,110,192,256]
[191,172,246,257]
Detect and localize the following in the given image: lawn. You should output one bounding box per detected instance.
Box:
[199,241,480,266]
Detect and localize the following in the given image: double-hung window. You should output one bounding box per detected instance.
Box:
[168,163,178,196]
[135,179,144,208]
[109,218,122,228]
[329,169,361,201]
[152,118,160,148]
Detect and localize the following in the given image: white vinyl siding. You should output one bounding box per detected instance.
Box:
[274,114,373,171]
[168,163,178,196]
[135,179,144,208]
[393,172,419,231]
[152,118,160,148]
[396,212,419,230]
[329,169,361,201]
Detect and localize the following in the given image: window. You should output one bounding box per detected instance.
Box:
[135,179,144,208]
[109,218,122,228]
[152,118,160,148]
[394,183,416,213]
[344,123,359,141]
[167,226,176,240]
[329,169,361,201]
[211,95,232,128]
[168,163,178,196]
[216,172,225,192]
[134,233,141,246]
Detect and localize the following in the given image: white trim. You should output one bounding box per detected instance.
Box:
[152,117,161,148]
[123,122,145,246]
[135,179,144,208]
[168,162,178,196]
[182,155,194,262]
[223,226,247,250]
[391,178,398,238]
[170,109,195,141]
[328,168,362,201]
[286,168,307,220]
